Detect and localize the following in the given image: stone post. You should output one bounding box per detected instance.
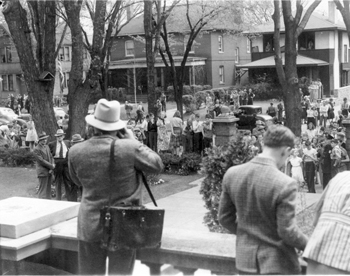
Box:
[212,116,239,147]
[342,118,350,170]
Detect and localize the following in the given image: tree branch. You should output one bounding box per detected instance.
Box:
[295,0,321,38]
[54,23,68,59]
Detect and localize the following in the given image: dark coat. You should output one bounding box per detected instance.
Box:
[33,143,55,177]
[48,140,70,158]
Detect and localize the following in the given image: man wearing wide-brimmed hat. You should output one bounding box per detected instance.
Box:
[33,132,55,199]
[68,99,163,275]
[49,129,72,201]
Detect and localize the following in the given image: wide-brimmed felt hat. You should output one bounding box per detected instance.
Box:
[38,132,49,141]
[85,99,125,131]
[71,134,84,144]
[54,129,65,137]
[326,134,334,140]
[337,132,345,137]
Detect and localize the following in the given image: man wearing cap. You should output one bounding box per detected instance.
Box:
[68,99,163,275]
[49,129,72,201]
[33,132,55,199]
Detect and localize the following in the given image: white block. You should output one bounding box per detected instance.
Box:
[0,197,79,238]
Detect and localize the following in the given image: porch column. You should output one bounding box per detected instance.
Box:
[192,65,195,85]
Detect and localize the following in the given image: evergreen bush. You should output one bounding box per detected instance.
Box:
[0,148,36,167]
[159,152,201,175]
[199,135,254,233]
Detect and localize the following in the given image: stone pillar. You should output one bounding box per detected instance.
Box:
[342,118,350,170]
[212,116,239,147]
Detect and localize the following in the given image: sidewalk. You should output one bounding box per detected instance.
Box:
[133,177,210,276]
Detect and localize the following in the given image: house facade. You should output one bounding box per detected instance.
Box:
[240,2,350,97]
[108,14,251,98]
[0,23,89,103]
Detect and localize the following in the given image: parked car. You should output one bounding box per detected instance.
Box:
[54,107,66,118]
[0,107,18,125]
[235,105,273,130]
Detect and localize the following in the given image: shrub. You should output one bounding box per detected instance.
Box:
[199,135,254,233]
[183,85,192,96]
[194,90,207,109]
[191,85,204,93]
[166,86,175,101]
[0,148,36,167]
[182,95,195,112]
[203,85,212,90]
[159,152,201,175]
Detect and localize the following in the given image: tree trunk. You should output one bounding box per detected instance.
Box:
[3,0,57,139]
[282,14,301,136]
[64,0,90,139]
[144,0,157,117]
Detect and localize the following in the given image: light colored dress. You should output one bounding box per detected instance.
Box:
[157,120,169,152]
[303,171,350,272]
[25,120,38,142]
[290,156,304,185]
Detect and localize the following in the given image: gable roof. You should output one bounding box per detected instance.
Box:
[246,13,346,34]
[118,4,238,37]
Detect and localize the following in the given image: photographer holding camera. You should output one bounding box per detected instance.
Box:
[68,99,163,275]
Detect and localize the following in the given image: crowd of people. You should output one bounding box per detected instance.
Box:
[125,102,214,157]
[219,124,350,275]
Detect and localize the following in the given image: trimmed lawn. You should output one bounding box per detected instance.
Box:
[0,166,203,202]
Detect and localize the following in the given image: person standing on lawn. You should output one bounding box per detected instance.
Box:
[49,129,73,201]
[33,132,55,199]
[219,125,308,275]
[68,99,163,275]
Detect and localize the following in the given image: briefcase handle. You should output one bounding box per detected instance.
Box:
[108,138,158,208]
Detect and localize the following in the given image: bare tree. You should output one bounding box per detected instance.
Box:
[56,0,142,137]
[2,0,58,137]
[159,0,229,117]
[273,0,321,136]
[144,0,179,117]
[334,0,350,45]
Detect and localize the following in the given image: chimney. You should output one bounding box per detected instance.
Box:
[328,1,337,24]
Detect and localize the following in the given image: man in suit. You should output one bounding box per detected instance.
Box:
[219,125,308,275]
[33,132,55,199]
[68,99,163,275]
[49,129,73,201]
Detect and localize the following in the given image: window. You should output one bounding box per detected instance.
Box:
[184,35,194,53]
[263,34,274,52]
[1,46,12,63]
[125,40,134,56]
[219,66,225,84]
[58,46,70,61]
[298,32,315,50]
[235,48,239,63]
[247,38,251,53]
[1,75,14,91]
[218,35,224,53]
[63,72,69,88]
[344,44,348,63]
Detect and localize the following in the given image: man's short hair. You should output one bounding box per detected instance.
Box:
[263,125,295,149]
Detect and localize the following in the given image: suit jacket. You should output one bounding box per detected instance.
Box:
[68,135,164,242]
[219,156,308,275]
[48,140,70,159]
[33,143,55,177]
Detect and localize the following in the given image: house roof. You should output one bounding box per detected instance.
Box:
[109,56,206,69]
[118,4,238,37]
[246,13,346,34]
[236,53,328,69]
